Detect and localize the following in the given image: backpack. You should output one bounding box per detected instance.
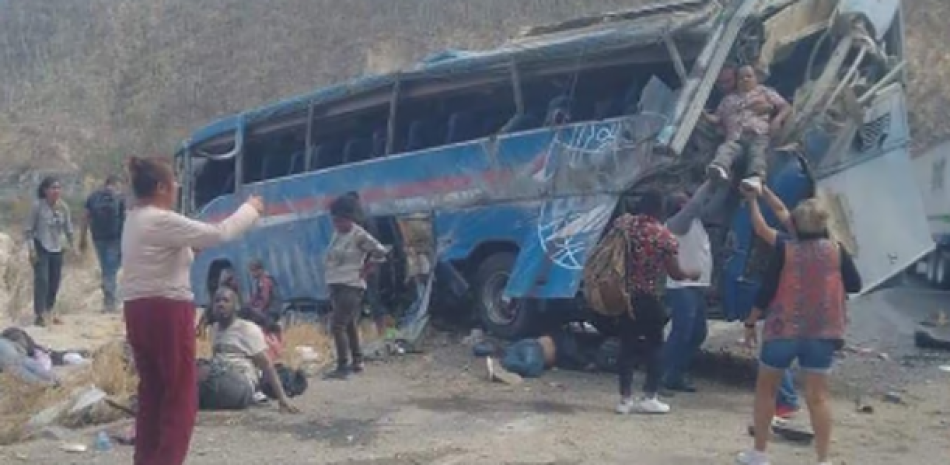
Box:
[582,227,633,318]
[88,190,123,241]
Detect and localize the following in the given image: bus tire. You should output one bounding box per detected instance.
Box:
[473,252,536,340]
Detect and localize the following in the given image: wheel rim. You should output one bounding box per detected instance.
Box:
[481,272,522,326]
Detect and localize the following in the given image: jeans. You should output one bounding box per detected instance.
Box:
[618,292,667,398]
[32,241,63,319]
[760,338,838,373]
[94,239,121,311]
[661,287,708,385]
[778,370,799,409]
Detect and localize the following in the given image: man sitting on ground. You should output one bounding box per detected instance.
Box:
[197,287,299,413]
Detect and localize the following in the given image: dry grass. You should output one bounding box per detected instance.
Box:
[0,340,136,445]
[0,320,337,445]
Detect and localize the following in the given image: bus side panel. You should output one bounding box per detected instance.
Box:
[434,202,541,263]
[504,194,618,299]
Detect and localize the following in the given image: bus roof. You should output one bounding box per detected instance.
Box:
[179,0,722,153]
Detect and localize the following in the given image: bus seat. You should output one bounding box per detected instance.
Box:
[310,141,344,171]
[481,113,508,136]
[594,97,621,120]
[343,138,372,163]
[371,130,387,158]
[406,119,433,151]
[445,112,478,144]
[544,96,573,126]
[622,81,644,114]
[288,151,306,175]
[499,112,540,134]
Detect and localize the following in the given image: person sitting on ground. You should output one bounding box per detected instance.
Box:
[737,197,862,465]
[197,287,299,413]
[247,259,281,322]
[705,65,791,192]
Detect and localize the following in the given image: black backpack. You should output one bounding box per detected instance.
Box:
[88,190,124,241]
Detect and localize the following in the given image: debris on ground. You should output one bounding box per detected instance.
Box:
[854,396,874,414]
[883,392,904,404]
[485,357,522,386]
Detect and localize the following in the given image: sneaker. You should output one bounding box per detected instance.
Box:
[741,176,763,193]
[707,164,729,182]
[775,404,799,420]
[736,449,770,465]
[351,362,365,374]
[252,392,269,403]
[636,396,671,414]
[615,397,635,415]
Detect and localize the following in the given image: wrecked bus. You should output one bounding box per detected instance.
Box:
[175,0,929,339]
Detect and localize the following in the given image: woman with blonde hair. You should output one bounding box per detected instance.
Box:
[737,196,862,465]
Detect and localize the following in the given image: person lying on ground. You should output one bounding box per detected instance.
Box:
[197,287,299,413]
[1,327,89,369]
[704,65,791,193]
[0,334,58,386]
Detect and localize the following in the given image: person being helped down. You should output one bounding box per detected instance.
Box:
[197,287,299,413]
[705,65,791,192]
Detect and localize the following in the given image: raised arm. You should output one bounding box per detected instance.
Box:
[748,196,779,246]
[151,202,260,249]
[667,182,714,236]
[761,186,793,232]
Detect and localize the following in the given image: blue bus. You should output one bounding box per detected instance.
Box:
[175,0,930,339]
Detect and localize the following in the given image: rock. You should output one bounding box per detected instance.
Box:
[40,426,73,441]
[883,392,903,404]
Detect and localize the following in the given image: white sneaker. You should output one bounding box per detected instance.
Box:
[817,462,832,465]
[736,449,770,465]
[636,396,671,414]
[615,397,635,415]
[708,164,729,181]
[741,176,763,193]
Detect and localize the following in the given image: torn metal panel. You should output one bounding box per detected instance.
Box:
[504,194,619,299]
[838,0,900,40]
[757,0,838,67]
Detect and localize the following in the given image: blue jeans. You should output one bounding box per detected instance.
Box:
[778,370,799,409]
[94,240,121,310]
[661,287,708,385]
[760,338,837,373]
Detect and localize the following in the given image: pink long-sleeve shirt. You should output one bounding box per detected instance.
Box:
[120,204,259,302]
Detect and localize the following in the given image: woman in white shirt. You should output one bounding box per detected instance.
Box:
[121,156,262,465]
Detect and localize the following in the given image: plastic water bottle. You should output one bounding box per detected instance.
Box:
[95,431,113,452]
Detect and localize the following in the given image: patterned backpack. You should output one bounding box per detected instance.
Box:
[582,226,633,317]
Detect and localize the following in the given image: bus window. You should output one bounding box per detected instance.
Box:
[243,127,305,184]
[193,158,236,211]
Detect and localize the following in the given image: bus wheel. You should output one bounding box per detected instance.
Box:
[473,252,536,339]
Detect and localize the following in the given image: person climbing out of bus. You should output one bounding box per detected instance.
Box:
[704,64,791,193]
[324,193,389,380]
[25,176,74,327]
[661,181,728,393]
[737,197,862,465]
[746,183,808,420]
[248,259,281,323]
[611,191,701,415]
[197,287,299,413]
[80,174,126,313]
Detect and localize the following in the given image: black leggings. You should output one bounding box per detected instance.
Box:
[33,242,63,318]
[617,292,668,398]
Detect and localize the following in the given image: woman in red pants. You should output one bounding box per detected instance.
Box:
[121,156,262,465]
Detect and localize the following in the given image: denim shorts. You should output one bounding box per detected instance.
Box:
[759,339,838,374]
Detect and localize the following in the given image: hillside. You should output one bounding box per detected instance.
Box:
[0,0,945,173]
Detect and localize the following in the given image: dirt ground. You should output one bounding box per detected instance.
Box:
[1,318,949,465]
